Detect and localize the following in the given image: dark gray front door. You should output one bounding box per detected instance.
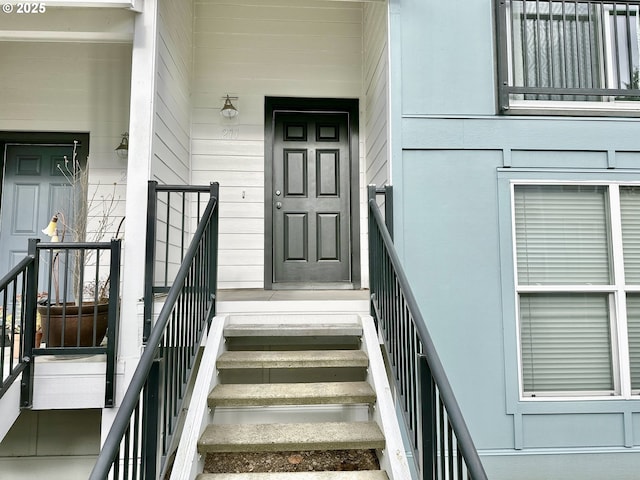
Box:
[272,112,352,285]
[0,144,76,275]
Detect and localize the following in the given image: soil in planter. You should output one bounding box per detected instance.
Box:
[203,449,380,474]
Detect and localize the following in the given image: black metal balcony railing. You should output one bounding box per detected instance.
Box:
[0,239,121,407]
[89,182,219,480]
[368,186,488,480]
[497,0,640,109]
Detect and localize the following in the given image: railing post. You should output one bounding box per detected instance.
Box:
[384,185,393,240]
[20,238,39,408]
[367,185,377,319]
[208,182,219,320]
[143,181,158,342]
[105,239,122,408]
[496,0,510,113]
[419,354,436,480]
[143,358,161,479]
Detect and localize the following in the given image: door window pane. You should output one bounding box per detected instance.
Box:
[606,7,640,90]
[511,1,603,100]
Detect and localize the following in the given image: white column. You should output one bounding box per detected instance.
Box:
[101,0,158,445]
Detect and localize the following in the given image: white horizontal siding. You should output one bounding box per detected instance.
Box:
[0,41,131,242]
[362,2,389,288]
[152,0,192,186]
[364,1,389,188]
[192,0,364,289]
[149,0,193,278]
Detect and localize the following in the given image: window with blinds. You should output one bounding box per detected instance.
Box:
[514,184,640,397]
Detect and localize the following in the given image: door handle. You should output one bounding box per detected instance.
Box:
[276,202,282,209]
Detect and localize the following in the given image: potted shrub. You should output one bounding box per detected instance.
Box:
[37,140,123,348]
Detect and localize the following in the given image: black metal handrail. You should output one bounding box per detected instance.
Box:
[144,182,215,341]
[497,0,640,110]
[0,256,35,402]
[89,183,219,480]
[368,185,488,480]
[0,239,121,407]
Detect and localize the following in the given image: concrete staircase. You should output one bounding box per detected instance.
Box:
[171,313,410,480]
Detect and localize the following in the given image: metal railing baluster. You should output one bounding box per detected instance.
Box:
[497,0,640,107]
[89,183,219,479]
[1,238,121,407]
[368,185,488,480]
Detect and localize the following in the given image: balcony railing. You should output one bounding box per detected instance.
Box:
[497,0,640,111]
[1,239,121,407]
[89,183,219,480]
[368,186,488,480]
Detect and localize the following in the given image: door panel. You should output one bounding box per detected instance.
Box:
[12,184,40,234]
[317,213,340,261]
[284,150,307,196]
[272,112,351,285]
[317,150,340,196]
[0,144,76,275]
[284,213,308,261]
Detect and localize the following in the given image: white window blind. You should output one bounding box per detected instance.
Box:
[520,293,614,393]
[515,185,611,285]
[620,186,640,284]
[514,183,640,397]
[627,295,640,390]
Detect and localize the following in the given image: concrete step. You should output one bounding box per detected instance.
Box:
[197,421,385,454]
[216,350,369,370]
[196,472,389,480]
[208,382,376,407]
[224,323,363,338]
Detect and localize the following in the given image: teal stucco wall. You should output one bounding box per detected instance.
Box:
[390,0,640,477]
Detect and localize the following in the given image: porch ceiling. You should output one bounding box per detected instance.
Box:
[0,6,135,43]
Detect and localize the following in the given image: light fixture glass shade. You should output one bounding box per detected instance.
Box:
[220,95,238,118]
[42,215,58,237]
[115,132,129,160]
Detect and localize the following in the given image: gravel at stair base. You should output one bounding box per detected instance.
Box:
[204,449,380,473]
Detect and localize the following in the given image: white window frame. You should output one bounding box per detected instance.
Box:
[511,180,640,400]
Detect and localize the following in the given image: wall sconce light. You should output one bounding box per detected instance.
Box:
[115,132,129,160]
[42,213,64,242]
[220,95,239,118]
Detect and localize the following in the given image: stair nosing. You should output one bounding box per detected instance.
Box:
[224,323,363,337]
[196,472,389,480]
[216,350,369,370]
[208,381,376,407]
[197,421,385,453]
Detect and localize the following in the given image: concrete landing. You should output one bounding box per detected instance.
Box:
[215,289,369,316]
[197,421,385,453]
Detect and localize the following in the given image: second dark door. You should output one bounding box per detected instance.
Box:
[272,111,352,286]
